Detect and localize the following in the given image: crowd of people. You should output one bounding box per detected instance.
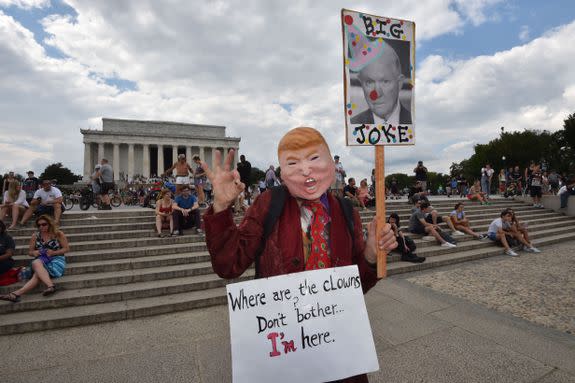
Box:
[1,149,572,303]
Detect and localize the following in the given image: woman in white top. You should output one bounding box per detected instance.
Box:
[448,202,486,240]
[0,181,29,229]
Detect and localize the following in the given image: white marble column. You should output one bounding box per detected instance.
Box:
[199,146,205,162]
[172,145,178,164]
[143,144,150,178]
[113,144,120,181]
[186,146,192,163]
[128,144,135,180]
[83,142,92,180]
[157,144,164,176]
[98,142,105,162]
[211,147,218,168]
[233,147,239,169]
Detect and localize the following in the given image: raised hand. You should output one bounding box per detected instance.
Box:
[202,149,245,213]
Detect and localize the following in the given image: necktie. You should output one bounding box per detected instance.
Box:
[302,200,331,270]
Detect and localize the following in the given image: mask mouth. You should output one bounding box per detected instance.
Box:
[305,177,317,191]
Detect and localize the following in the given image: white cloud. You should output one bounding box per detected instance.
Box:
[519,25,530,41]
[0,0,49,9]
[1,0,573,186]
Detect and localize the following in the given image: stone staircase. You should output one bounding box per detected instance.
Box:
[1,198,574,335]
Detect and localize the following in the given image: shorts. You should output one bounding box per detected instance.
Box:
[425,214,444,224]
[101,182,115,194]
[175,176,190,185]
[530,186,542,198]
[487,232,497,241]
[410,226,427,235]
[195,176,207,186]
[36,205,55,216]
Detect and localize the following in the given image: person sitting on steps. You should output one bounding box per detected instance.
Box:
[20,179,63,226]
[388,213,425,263]
[155,189,174,238]
[409,201,456,248]
[0,215,69,302]
[171,185,202,235]
[449,202,487,240]
[505,208,540,253]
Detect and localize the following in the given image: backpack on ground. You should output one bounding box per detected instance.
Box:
[254,186,355,279]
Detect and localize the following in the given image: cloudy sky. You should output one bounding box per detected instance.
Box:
[1,0,574,182]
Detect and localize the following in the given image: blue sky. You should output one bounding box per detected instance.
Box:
[1,0,574,182]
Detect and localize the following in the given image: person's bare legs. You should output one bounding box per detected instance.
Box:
[12,260,54,297]
[9,205,24,229]
[0,206,8,222]
[53,204,62,226]
[20,200,38,225]
[496,232,511,251]
[169,216,174,234]
[425,226,447,245]
[155,215,164,235]
[197,185,205,204]
[444,215,457,231]
[457,224,480,238]
[9,274,39,297]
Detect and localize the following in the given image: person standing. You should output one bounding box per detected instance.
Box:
[96,159,115,210]
[529,164,544,208]
[192,156,207,206]
[332,155,346,198]
[237,155,252,203]
[163,154,194,196]
[413,161,428,191]
[2,171,16,195]
[265,165,278,189]
[480,164,494,198]
[22,171,39,202]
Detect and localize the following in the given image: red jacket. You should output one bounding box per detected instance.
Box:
[204,191,379,383]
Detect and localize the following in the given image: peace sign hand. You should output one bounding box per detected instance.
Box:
[202,149,245,213]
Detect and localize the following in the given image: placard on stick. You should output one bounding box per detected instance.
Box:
[341,9,416,277]
[227,266,378,383]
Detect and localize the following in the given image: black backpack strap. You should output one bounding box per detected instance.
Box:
[254,186,287,279]
[336,196,355,239]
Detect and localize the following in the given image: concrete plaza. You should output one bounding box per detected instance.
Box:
[1,242,574,383]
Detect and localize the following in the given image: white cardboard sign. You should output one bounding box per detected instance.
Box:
[226,265,379,383]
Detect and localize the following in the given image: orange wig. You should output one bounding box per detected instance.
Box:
[277,127,332,159]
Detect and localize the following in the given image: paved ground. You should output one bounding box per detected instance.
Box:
[1,242,574,383]
[408,241,575,334]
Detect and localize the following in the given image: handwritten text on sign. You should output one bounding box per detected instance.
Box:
[226,266,379,383]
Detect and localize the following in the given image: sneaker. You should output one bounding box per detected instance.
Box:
[441,242,457,248]
[477,234,488,240]
[452,230,465,236]
[194,228,204,235]
[171,230,180,236]
[504,249,519,256]
[422,236,435,241]
[527,246,541,253]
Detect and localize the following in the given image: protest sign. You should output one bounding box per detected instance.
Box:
[342,9,416,146]
[227,265,378,383]
[341,9,416,277]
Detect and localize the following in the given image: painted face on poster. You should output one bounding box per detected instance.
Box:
[342,9,416,146]
[226,265,379,383]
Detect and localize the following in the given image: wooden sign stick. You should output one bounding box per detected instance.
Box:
[375,145,387,278]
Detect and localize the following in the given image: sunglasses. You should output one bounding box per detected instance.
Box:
[37,222,48,227]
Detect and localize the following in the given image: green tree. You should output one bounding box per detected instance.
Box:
[249,167,266,186]
[39,163,82,185]
[385,173,412,190]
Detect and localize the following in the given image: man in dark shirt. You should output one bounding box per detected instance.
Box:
[413,161,428,191]
[171,186,202,235]
[22,171,39,202]
[237,155,252,204]
[343,177,361,207]
[0,221,15,276]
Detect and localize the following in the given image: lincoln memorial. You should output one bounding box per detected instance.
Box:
[81,118,241,181]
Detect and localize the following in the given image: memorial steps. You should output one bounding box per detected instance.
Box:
[1,199,575,334]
